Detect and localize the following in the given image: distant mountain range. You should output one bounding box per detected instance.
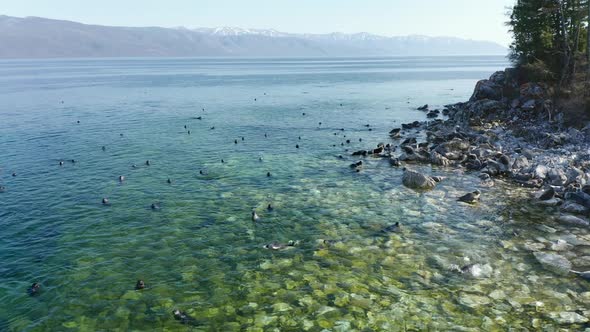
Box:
[0,15,507,59]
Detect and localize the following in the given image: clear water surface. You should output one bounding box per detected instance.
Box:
[1,56,589,331]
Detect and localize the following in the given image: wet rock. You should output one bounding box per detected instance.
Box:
[417,104,429,111]
[512,155,530,170]
[316,306,338,317]
[556,214,590,227]
[534,165,549,180]
[524,241,546,251]
[533,252,572,275]
[489,289,506,300]
[458,293,491,308]
[548,311,589,324]
[402,169,437,190]
[550,239,572,252]
[272,302,292,312]
[461,263,493,278]
[572,256,590,267]
[548,168,568,186]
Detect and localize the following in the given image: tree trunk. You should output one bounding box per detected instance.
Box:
[571,0,581,78]
[557,0,572,88]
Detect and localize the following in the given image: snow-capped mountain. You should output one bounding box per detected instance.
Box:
[0,16,507,58]
[193,27,289,37]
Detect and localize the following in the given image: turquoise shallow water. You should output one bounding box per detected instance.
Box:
[1,56,590,331]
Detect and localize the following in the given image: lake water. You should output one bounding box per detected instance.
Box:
[1,56,589,331]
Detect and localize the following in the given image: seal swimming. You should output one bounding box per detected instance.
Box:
[381,222,401,233]
[27,282,41,296]
[458,190,481,204]
[251,210,260,222]
[172,309,198,325]
[263,240,298,250]
[135,280,146,290]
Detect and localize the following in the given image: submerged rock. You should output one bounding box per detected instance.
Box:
[548,311,589,324]
[402,169,437,190]
[533,252,572,276]
[556,214,590,227]
[458,293,491,308]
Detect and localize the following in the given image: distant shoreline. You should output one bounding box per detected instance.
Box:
[0,55,508,62]
[0,15,507,59]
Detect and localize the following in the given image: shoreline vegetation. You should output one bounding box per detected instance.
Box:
[353,66,590,279]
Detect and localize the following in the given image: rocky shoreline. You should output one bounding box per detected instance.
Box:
[353,68,590,279]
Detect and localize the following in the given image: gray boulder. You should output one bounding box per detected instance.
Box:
[533,252,572,276]
[512,155,530,170]
[556,214,590,227]
[402,169,437,190]
[534,165,549,180]
[470,80,502,101]
[548,168,568,186]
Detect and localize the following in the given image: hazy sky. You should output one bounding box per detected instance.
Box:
[3,0,516,45]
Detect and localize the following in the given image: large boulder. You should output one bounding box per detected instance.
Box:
[489,71,506,85]
[533,252,572,276]
[470,80,502,101]
[402,169,437,190]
